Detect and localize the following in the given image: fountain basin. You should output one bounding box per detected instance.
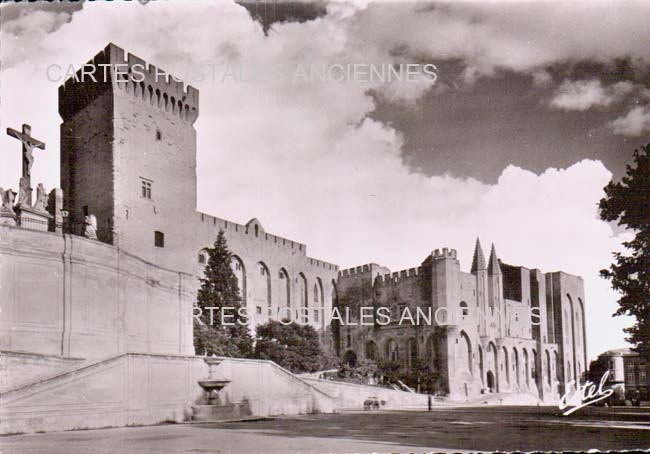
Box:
[198,379,230,393]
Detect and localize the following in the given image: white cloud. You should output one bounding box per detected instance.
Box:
[347,1,650,80]
[549,79,634,111]
[0,0,635,359]
[610,104,650,136]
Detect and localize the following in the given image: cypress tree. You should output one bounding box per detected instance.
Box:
[194,230,253,357]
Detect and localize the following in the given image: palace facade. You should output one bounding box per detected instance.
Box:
[335,242,587,401]
[2,44,586,404]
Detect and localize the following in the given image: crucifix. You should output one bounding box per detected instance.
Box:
[6,123,45,206]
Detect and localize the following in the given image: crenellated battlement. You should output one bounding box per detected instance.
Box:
[377,266,422,283]
[59,43,199,124]
[195,211,338,272]
[339,263,382,277]
[433,247,458,260]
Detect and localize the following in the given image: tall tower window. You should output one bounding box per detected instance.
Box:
[141,179,152,199]
[154,231,165,248]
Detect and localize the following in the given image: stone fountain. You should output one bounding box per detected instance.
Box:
[198,357,231,405]
[191,357,251,422]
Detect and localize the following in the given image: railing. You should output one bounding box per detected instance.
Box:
[12,216,114,245]
[15,217,51,232]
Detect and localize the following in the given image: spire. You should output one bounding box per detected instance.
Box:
[471,238,486,273]
[488,243,501,275]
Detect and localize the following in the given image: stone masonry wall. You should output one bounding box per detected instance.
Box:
[0,225,194,360]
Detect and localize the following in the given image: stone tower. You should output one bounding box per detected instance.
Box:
[471,238,489,337]
[487,244,505,337]
[59,44,199,271]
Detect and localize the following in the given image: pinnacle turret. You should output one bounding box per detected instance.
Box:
[471,238,486,273]
[488,243,501,275]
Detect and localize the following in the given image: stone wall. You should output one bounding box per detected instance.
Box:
[189,218,339,334]
[547,271,588,394]
[304,377,430,410]
[0,351,84,389]
[0,225,194,359]
[0,353,337,435]
[215,356,337,416]
[60,89,115,242]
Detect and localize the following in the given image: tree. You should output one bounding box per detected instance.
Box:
[376,358,402,384]
[587,356,609,384]
[253,320,323,373]
[599,144,650,360]
[194,230,253,358]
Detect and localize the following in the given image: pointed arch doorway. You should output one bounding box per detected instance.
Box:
[486,371,496,393]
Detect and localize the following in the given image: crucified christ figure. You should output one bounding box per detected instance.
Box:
[6,124,45,206]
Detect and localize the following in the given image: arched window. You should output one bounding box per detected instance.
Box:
[365,341,378,361]
[575,309,581,347]
[513,348,520,386]
[253,262,271,308]
[314,278,324,324]
[148,85,154,104]
[459,331,472,374]
[425,334,437,370]
[278,268,290,312]
[546,350,552,386]
[532,349,538,381]
[297,273,308,322]
[488,342,497,374]
[567,294,577,382]
[460,301,468,317]
[386,339,399,362]
[523,349,530,386]
[170,96,176,113]
[407,338,418,368]
[163,93,169,111]
[578,297,586,376]
[230,256,246,304]
[502,346,509,384]
[564,309,569,339]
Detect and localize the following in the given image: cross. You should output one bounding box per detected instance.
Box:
[7,124,45,182]
[7,124,45,205]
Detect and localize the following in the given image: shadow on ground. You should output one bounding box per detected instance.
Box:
[193,406,650,452]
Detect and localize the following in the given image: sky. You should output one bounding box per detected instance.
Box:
[1,0,647,361]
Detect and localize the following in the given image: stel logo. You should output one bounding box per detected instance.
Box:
[559,371,614,416]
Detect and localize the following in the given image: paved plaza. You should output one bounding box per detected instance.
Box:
[1,406,649,453]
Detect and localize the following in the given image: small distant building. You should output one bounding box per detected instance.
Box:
[594,348,649,401]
